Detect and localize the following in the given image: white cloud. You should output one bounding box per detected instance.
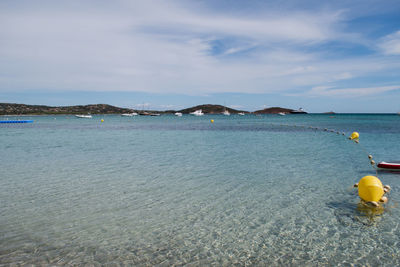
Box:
[133,103,151,108]
[159,104,177,109]
[379,30,400,55]
[305,85,400,97]
[0,0,399,98]
[333,72,353,81]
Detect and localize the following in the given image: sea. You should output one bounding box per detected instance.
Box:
[1,114,400,266]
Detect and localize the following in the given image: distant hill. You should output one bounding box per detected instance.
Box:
[0,103,135,115]
[179,104,247,114]
[1,102,308,115]
[253,107,294,114]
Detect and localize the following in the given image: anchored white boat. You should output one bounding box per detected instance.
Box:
[291,108,307,114]
[121,112,138,117]
[174,112,183,117]
[190,109,204,116]
[75,115,92,118]
[278,112,286,116]
[238,112,245,116]
[222,110,230,116]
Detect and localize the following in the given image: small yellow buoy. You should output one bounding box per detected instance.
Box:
[384,185,391,192]
[350,131,359,140]
[101,119,104,122]
[211,119,214,123]
[358,175,384,202]
[379,196,388,204]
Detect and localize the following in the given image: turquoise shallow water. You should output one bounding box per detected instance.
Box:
[1,114,400,265]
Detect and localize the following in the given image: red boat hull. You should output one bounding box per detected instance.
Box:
[377,161,400,170]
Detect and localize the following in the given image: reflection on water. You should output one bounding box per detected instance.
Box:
[355,201,385,226]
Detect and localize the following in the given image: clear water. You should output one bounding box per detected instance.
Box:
[1,114,400,266]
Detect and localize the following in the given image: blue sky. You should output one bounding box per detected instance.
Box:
[1,0,400,112]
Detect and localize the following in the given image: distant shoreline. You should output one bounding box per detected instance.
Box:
[2,113,399,116]
[1,103,399,115]
[0,103,301,115]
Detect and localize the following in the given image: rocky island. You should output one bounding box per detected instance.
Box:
[253,107,308,114]
[178,104,248,114]
[253,107,294,114]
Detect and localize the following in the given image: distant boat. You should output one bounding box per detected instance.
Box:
[174,112,183,117]
[238,112,245,116]
[290,108,307,114]
[121,112,138,117]
[190,109,204,116]
[278,112,286,116]
[0,120,34,123]
[222,110,230,116]
[75,115,92,118]
[222,103,230,116]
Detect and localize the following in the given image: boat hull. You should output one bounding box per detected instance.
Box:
[75,115,92,118]
[0,120,33,123]
[377,161,400,171]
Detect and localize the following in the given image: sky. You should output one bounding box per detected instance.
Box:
[0,0,400,112]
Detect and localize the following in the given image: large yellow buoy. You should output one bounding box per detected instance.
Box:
[350,131,359,140]
[358,175,384,202]
[210,119,214,123]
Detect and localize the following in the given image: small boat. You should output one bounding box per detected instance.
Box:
[174,112,183,116]
[290,108,307,114]
[222,110,230,116]
[278,112,286,116]
[377,161,400,171]
[0,120,33,123]
[238,112,245,116]
[75,115,92,118]
[190,109,204,116]
[121,112,138,117]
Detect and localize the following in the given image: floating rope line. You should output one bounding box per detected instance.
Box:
[265,121,392,212]
[266,122,376,173]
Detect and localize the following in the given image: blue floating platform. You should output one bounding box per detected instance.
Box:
[0,120,34,123]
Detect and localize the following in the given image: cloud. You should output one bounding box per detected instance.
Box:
[0,0,399,98]
[133,103,151,108]
[303,85,400,97]
[159,104,177,109]
[379,30,400,55]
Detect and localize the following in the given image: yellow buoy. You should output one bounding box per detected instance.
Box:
[350,131,359,140]
[358,175,384,202]
[101,119,104,122]
[211,119,214,123]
